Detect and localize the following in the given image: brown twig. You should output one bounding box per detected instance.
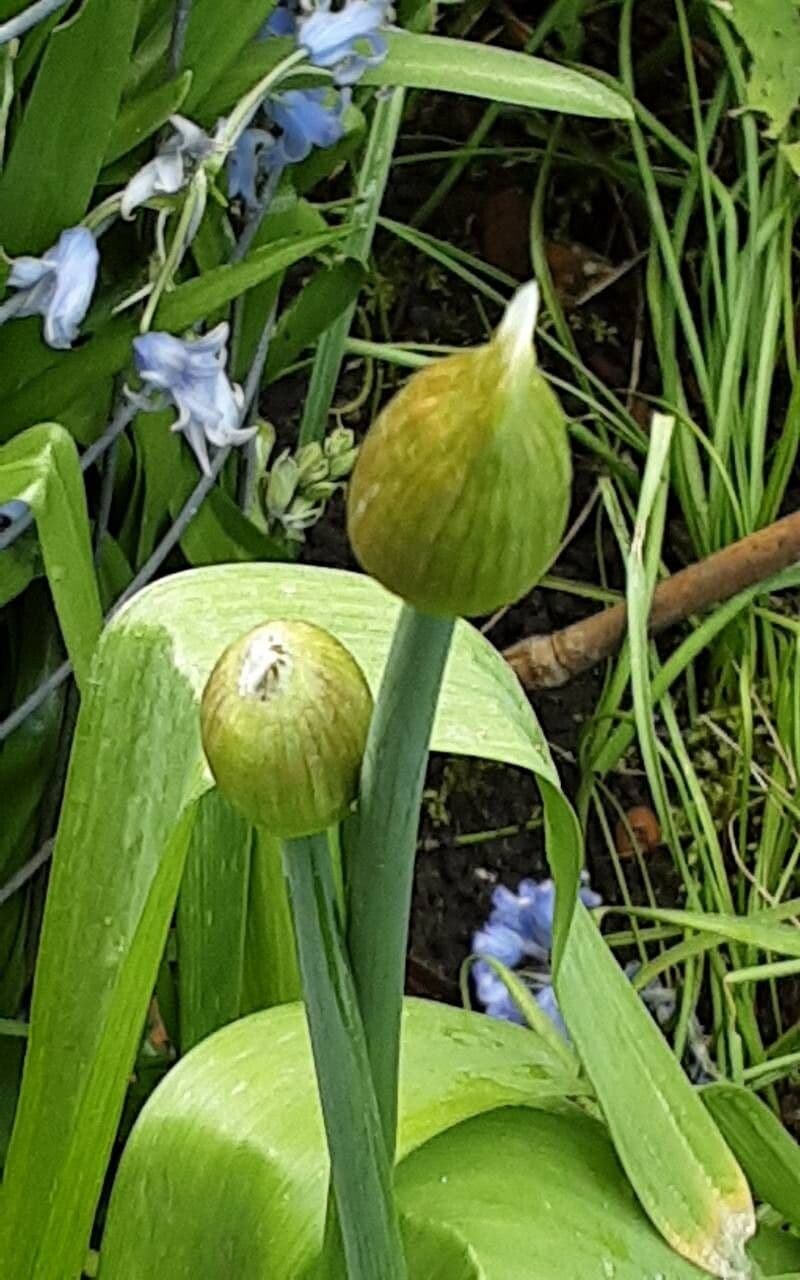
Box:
[504,510,800,690]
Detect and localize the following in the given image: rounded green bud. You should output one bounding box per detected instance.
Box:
[347,282,571,618]
[200,620,373,838]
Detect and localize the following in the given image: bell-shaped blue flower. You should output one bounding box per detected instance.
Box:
[227,129,277,207]
[472,921,524,970]
[472,961,524,1025]
[298,0,392,85]
[132,323,255,476]
[269,87,349,165]
[0,226,99,349]
[259,0,298,37]
[227,90,348,207]
[472,872,603,1034]
[121,116,214,220]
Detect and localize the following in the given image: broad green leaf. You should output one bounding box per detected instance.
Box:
[156,230,346,333]
[400,1217,483,1280]
[196,31,632,123]
[99,999,580,1277]
[242,829,301,1011]
[103,70,193,166]
[182,0,276,112]
[231,183,328,382]
[264,258,366,383]
[361,31,633,119]
[0,424,101,687]
[131,410,182,568]
[395,1107,710,1279]
[0,562,564,1279]
[177,789,251,1052]
[720,0,800,136]
[747,1225,800,1276]
[0,723,203,1280]
[556,906,754,1279]
[298,89,405,446]
[702,1083,800,1230]
[0,0,142,252]
[95,534,134,609]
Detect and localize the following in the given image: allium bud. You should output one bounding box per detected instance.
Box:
[347,282,571,617]
[201,620,373,838]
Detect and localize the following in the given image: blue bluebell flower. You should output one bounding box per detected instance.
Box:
[121,116,214,220]
[270,87,349,164]
[298,0,393,85]
[259,0,299,37]
[132,323,255,476]
[227,89,348,206]
[473,961,524,1025]
[227,129,277,207]
[0,226,98,349]
[472,921,524,970]
[472,873,602,1035]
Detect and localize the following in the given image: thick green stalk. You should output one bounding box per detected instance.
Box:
[345,606,454,1155]
[281,832,405,1280]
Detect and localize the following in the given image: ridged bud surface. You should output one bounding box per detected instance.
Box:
[201,620,373,837]
[347,283,571,617]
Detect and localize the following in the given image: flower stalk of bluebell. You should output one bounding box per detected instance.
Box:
[131,323,255,476]
[0,0,66,46]
[0,226,98,349]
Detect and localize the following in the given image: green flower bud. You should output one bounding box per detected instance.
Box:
[325,426,355,458]
[347,282,571,618]
[304,479,339,503]
[295,442,328,487]
[265,451,299,518]
[201,620,373,838]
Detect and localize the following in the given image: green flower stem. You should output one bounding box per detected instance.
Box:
[345,605,455,1155]
[299,87,406,445]
[214,46,308,163]
[281,832,406,1280]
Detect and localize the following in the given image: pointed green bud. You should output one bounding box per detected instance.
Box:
[200,620,373,838]
[347,282,571,618]
[265,451,299,518]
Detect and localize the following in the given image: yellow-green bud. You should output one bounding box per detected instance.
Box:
[347,282,571,618]
[200,620,373,838]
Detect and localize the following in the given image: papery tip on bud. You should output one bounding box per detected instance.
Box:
[496,280,540,370]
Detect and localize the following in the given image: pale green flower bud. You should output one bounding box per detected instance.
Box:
[201,620,373,838]
[295,442,328,487]
[265,450,299,517]
[347,282,571,618]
